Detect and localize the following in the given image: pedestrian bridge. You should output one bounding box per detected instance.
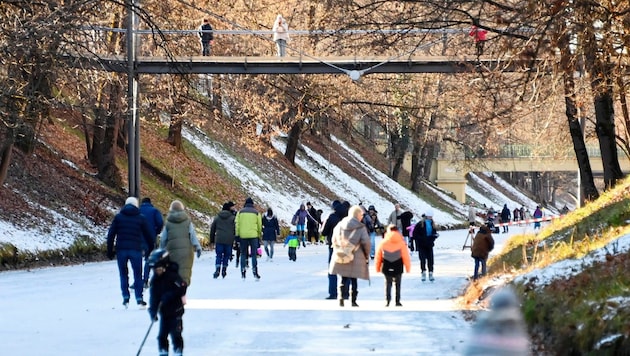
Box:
[426,152,630,203]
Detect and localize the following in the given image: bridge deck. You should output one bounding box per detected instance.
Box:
[64,54,543,75]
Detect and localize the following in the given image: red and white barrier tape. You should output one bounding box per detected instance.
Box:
[493,215,563,227]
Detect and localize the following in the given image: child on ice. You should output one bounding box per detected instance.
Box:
[284,226,299,261]
[375,225,411,307]
[147,249,188,356]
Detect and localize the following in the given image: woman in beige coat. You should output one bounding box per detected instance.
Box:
[329,205,371,307]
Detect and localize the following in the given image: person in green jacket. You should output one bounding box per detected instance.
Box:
[160,200,202,286]
[235,197,262,280]
[284,226,299,261]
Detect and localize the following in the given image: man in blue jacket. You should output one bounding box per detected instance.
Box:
[107,197,154,308]
[139,197,164,287]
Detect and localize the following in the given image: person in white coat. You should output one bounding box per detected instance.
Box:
[272,14,289,57]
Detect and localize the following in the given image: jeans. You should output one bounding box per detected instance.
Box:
[473,257,487,279]
[369,231,376,258]
[327,246,337,298]
[215,243,231,268]
[240,238,259,271]
[276,39,287,56]
[263,240,274,258]
[116,249,144,301]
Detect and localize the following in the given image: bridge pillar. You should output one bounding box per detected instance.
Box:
[431,159,468,203]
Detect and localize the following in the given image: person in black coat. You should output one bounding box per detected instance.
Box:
[147,249,188,356]
[321,200,347,300]
[306,202,322,244]
[107,197,154,307]
[411,210,439,282]
[198,18,214,56]
[500,204,511,233]
[261,208,280,261]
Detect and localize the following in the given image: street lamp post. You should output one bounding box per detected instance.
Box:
[126,0,140,198]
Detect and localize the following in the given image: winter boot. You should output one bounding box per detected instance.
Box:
[421,271,427,282]
[221,266,227,278]
[159,350,168,356]
[241,269,246,279]
[351,291,359,307]
[385,298,390,307]
[339,285,345,307]
[253,268,261,280]
[123,297,129,309]
[429,272,434,282]
[213,267,220,279]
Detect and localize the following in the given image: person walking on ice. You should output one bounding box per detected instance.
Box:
[375,225,411,307]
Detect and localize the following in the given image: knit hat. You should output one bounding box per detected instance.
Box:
[125,197,139,208]
[245,197,254,205]
[368,205,377,213]
[222,201,235,211]
[425,209,434,217]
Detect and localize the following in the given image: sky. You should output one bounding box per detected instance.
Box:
[0,127,599,355]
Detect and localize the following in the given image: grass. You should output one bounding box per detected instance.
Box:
[467,175,630,354]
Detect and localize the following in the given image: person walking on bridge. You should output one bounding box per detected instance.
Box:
[272,14,289,57]
[199,18,214,56]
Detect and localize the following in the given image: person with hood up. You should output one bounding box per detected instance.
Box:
[375,225,411,307]
[321,200,346,300]
[160,200,202,286]
[209,201,236,279]
[292,203,317,248]
[235,197,262,280]
[272,14,289,56]
[471,224,494,280]
[329,205,371,307]
[261,207,280,262]
[139,197,164,288]
[107,196,154,308]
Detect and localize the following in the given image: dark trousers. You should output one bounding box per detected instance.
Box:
[116,249,144,301]
[339,277,357,299]
[240,238,259,271]
[201,41,211,56]
[288,246,297,261]
[418,246,434,272]
[157,315,183,354]
[385,274,402,303]
[327,246,337,298]
[215,243,231,268]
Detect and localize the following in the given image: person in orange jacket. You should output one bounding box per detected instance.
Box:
[375,225,412,307]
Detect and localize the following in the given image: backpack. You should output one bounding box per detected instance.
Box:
[334,238,358,264]
[382,258,404,276]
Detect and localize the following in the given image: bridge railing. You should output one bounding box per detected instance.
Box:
[72,26,471,58]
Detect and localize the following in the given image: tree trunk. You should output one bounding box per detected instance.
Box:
[558,30,599,202]
[583,18,624,190]
[167,111,183,150]
[284,121,302,165]
[0,134,13,185]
